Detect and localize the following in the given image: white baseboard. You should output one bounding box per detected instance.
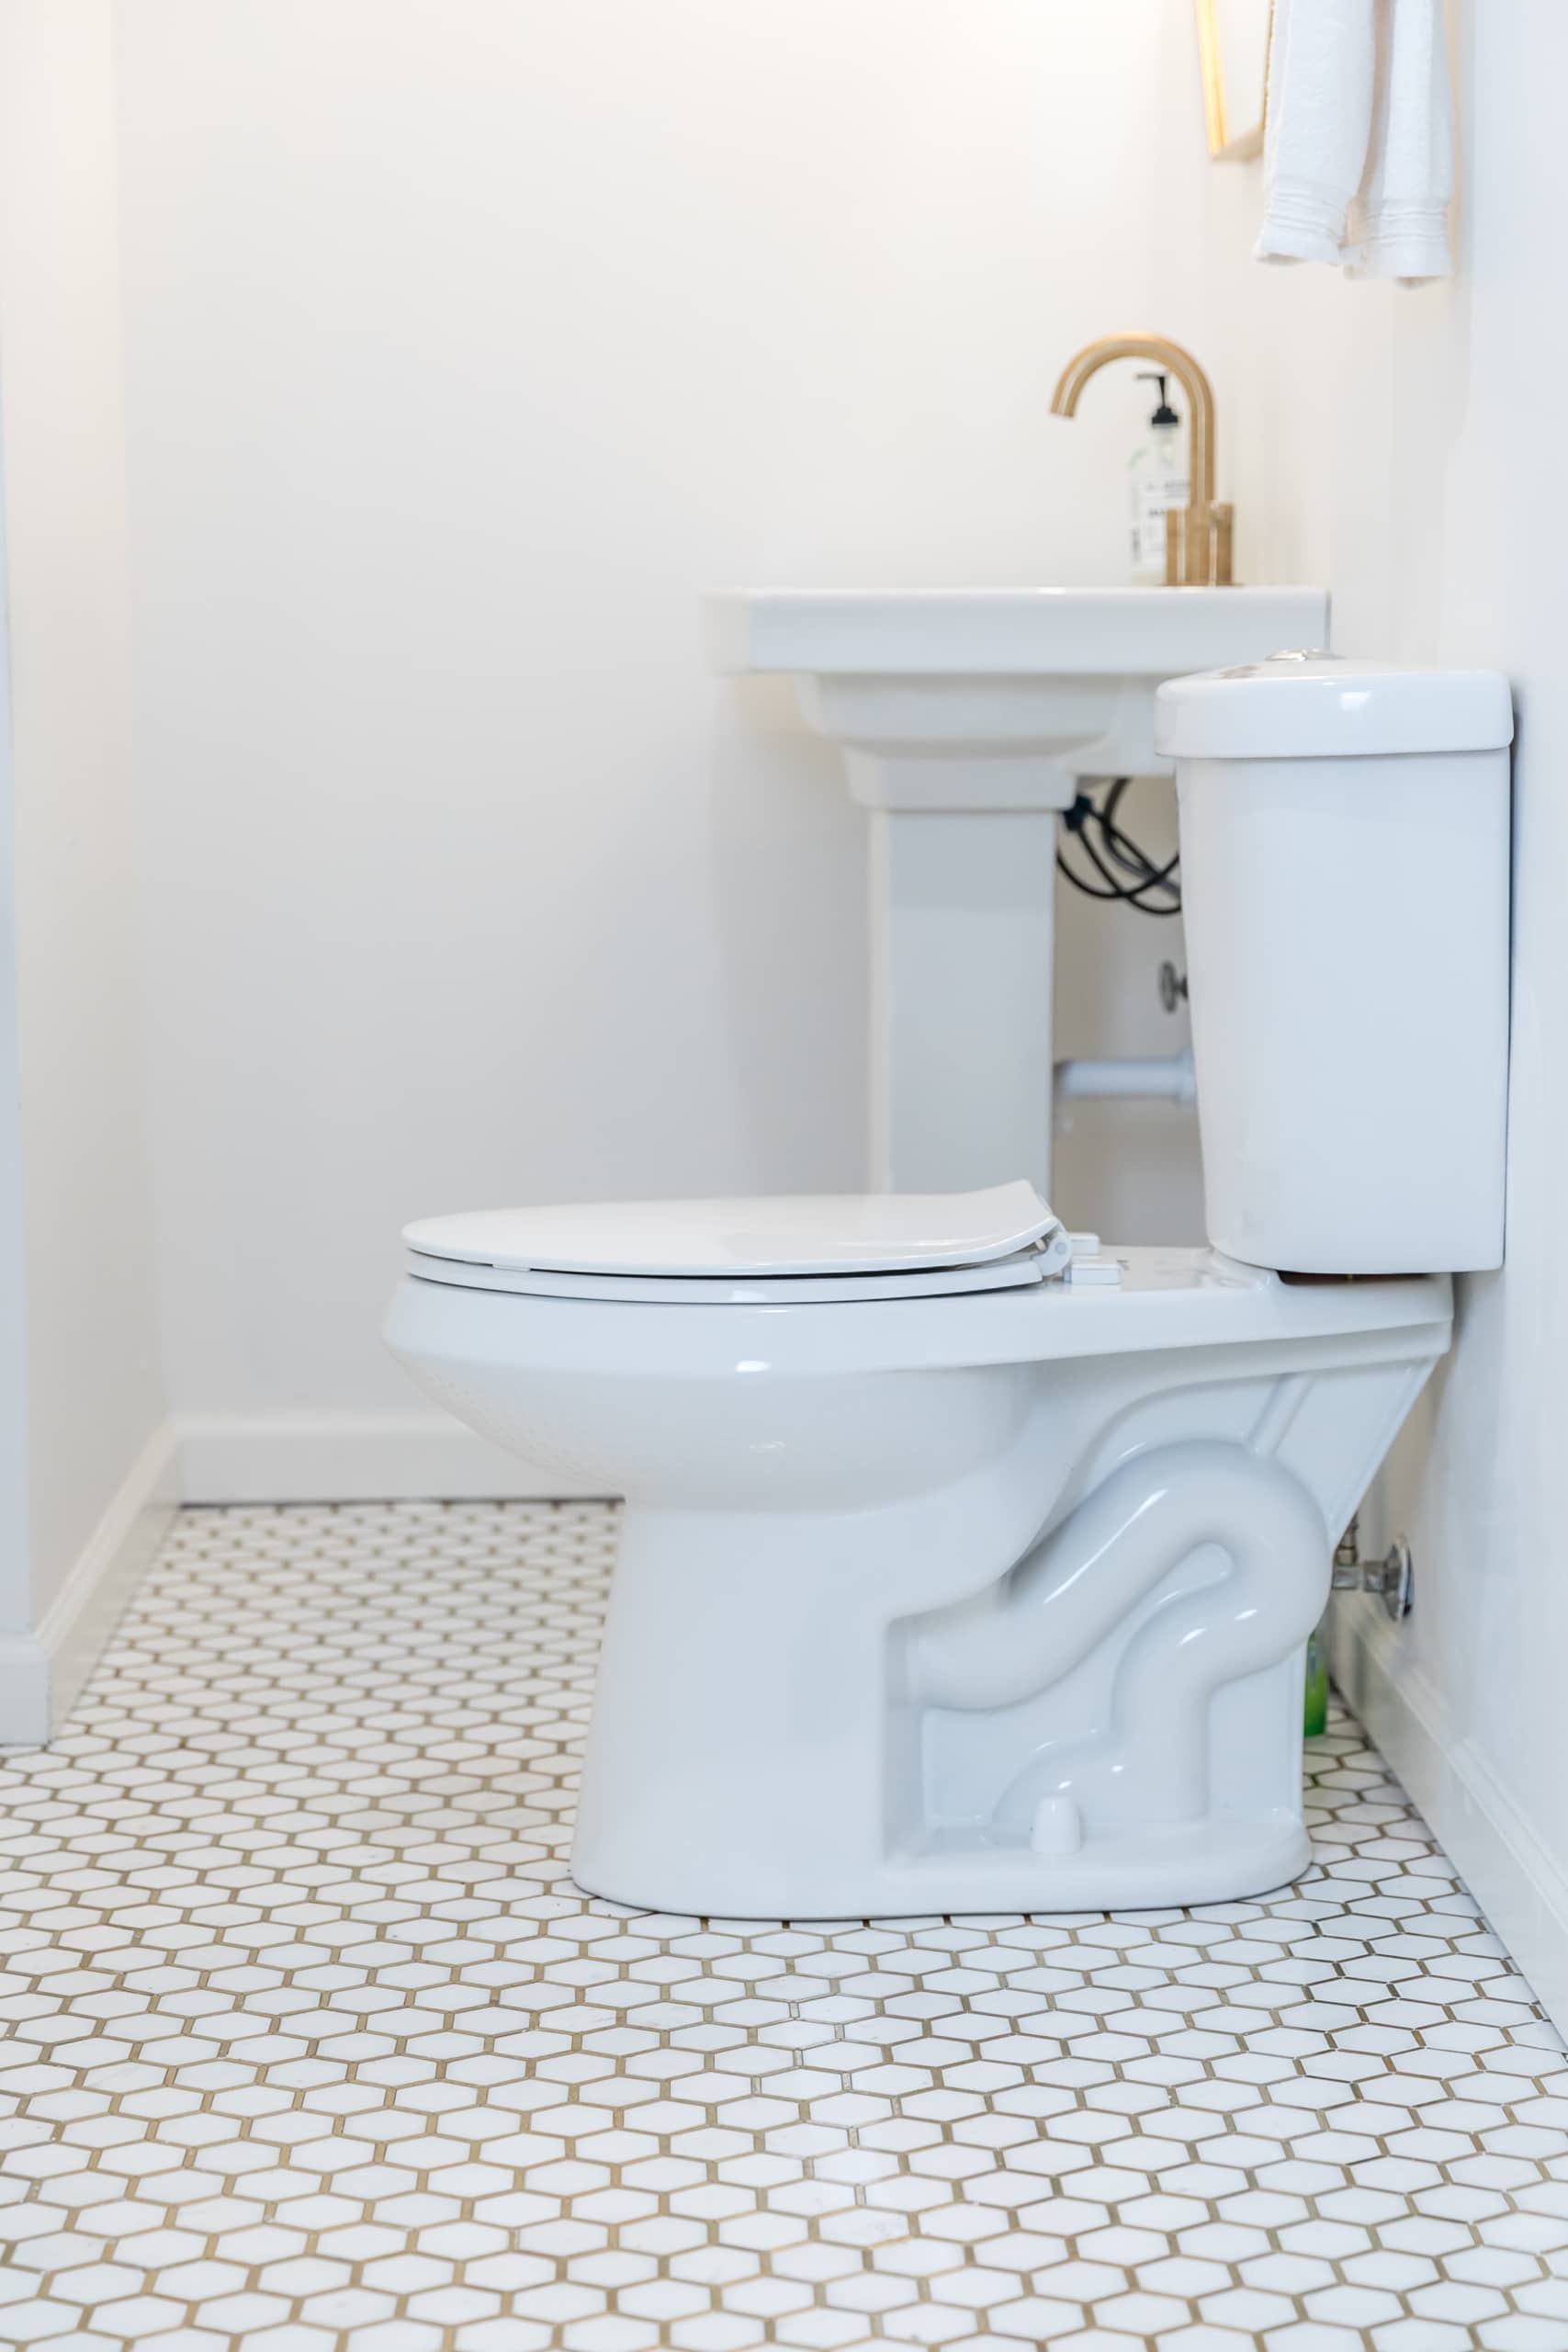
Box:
[1328,1594,1568,2040]
[0,1418,181,1746]
[178,1410,612,1505]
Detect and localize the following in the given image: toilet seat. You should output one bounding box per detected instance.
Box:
[404,1179,1074,1304]
[404,1245,1061,1306]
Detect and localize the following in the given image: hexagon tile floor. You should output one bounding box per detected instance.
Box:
[2,1505,1568,2352]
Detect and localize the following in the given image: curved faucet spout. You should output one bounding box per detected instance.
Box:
[1050,334,1231,584]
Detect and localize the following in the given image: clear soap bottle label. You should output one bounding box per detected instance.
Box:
[1129,417,1188,581]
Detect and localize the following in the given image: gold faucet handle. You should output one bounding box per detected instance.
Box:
[1165,501,1235,587]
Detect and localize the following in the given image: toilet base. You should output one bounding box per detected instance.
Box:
[385,1247,1452,1926]
[569,1442,1339,1925]
[573,1814,1311,1924]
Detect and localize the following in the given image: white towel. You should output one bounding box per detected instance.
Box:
[1255,0,1453,285]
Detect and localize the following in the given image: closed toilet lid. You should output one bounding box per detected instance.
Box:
[405,1179,1068,1293]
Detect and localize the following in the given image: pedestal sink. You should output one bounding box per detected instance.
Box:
[705,585,1328,1193]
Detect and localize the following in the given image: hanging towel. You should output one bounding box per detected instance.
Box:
[1255,0,1453,285]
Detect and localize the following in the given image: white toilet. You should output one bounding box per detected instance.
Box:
[386,658,1513,1919]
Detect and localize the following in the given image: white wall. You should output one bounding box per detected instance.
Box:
[113,0,1226,1498]
[0,0,173,1739]
[0,428,27,1676]
[1204,2,1568,2031]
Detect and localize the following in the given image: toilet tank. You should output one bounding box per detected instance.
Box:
[1154,656,1513,1275]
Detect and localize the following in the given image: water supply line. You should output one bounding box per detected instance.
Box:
[1054,1049,1197,1114]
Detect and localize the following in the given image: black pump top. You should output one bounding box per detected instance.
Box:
[1137,369,1179,427]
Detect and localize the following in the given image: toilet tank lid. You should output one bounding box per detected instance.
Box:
[403,1179,1066,1279]
[1154,654,1514,762]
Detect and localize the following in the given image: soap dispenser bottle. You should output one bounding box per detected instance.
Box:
[1128,371,1189,582]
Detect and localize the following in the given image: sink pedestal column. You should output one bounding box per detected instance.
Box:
[868,806,1069,1194]
[705,588,1330,1204]
[811,667,1105,1197]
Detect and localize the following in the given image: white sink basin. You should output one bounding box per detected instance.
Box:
[705,582,1329,1196]
[705,584,1325,676]
[705,586,1329,808]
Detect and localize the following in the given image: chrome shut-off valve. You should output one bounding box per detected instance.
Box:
[1331,1517,1415,1621]
[1158,961,1188,1014]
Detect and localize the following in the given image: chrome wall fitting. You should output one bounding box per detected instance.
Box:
[1332,1517,1415,1621]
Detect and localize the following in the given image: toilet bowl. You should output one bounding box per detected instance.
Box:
[387,657,1514,1918]
[388,1227,1450,1916]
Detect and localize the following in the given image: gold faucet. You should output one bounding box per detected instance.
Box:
[1049,334,1234,586]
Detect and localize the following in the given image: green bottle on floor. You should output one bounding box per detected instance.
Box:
[1303,1619,1329,1737]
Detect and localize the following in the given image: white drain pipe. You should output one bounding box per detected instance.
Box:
[1054,1047,1197,1106]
